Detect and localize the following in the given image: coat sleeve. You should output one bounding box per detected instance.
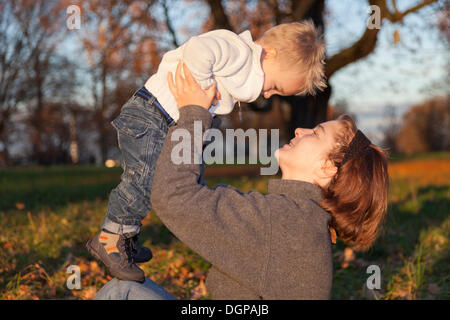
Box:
[151,106,270,290]
[181,30,253,89]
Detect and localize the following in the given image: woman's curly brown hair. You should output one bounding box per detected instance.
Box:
[320,114,390,251]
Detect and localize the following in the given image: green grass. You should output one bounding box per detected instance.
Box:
[0,152,449,300]
[0,165,123,211]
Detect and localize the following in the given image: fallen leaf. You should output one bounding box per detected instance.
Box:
[392,288,410,299]
[341,247,355,268]
[344,247,355,262]
[82,286,97,300]
[180,267,189,277]
[89,261,99,272]
[18,285,30,296]
[78,262,89,273]
[190,279,207,300]
[15,203,25,210]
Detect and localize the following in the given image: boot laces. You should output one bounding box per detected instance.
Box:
[131,235,139,254]
[123,237,135,264]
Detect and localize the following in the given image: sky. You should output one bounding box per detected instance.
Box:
[323,0,448,140]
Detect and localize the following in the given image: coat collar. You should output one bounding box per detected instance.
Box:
[238,30,264,78]
[267,179,324,204]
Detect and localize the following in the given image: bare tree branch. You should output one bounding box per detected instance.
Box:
[291,0,317,21]
[391,0,400,16]
[385,0,437,22]
[325,0,438,78]
[206,0,233,30]
[161,0,179,47]
[265,0,285,24]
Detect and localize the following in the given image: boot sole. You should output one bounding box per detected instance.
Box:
[86,238,145,283]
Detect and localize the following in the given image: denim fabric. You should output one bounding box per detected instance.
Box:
[102,94,175,236]
[94,278,177,300]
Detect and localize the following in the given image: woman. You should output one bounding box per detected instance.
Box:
[95,63,389,300]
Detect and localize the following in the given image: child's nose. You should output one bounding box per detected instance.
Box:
[264,91,273,99]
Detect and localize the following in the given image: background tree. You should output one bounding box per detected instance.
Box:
[199,0,442,137]
[394,97,449,154]
[380,106,401,153]
[0,0,33,166]
[9,0,78,165]
[73,0,162,163]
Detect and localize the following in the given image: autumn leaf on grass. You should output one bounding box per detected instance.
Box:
[82,286,97,300]
[15,203,25,210]
[18,285,30,297]
[391,287,410,299]
[190,279,208,300]
[341,247,355,269]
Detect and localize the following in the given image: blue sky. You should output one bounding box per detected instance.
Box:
[323,0,448,139]
[325,0,447,104]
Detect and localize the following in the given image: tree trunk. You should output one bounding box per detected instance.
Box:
[69,111,79,164]
[32,53,45,165]
[0,110,10,166]
[0,143,10,167]
[99,128,108,164]
[282,0,330,137]
[96,111,108,165]
[284,84,331,136]
[98,61,108,164]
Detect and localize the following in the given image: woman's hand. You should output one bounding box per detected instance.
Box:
[167,61,219,110]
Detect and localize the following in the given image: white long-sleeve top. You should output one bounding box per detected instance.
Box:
[144,29,265,121]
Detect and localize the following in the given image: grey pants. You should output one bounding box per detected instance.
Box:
[94,278,177,300]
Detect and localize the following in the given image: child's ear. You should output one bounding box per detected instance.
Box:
[263,47,277,60]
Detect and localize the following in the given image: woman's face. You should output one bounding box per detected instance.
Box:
[276,120,342,186]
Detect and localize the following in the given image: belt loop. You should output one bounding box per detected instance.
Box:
[134,87,175,126]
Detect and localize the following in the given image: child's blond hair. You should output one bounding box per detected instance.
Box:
[258,20,327,96]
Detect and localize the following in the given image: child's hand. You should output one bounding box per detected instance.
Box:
[167,61,218,110]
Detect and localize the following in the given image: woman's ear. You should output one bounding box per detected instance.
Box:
[323,160,337,178]
[314,159,338,189]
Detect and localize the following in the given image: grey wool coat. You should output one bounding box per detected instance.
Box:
[151,105,333,300]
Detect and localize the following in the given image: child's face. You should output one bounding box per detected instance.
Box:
[259,47,306,99]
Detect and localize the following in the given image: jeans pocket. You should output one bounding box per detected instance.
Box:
[112,114,150,139]
[113,113,155,185]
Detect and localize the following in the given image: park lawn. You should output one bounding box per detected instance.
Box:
[0,152,448,300]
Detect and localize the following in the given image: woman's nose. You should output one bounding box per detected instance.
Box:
[295,128,305,137]
[295,128,312,137]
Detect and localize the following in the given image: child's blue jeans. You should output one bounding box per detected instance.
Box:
[101,92,176,236]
